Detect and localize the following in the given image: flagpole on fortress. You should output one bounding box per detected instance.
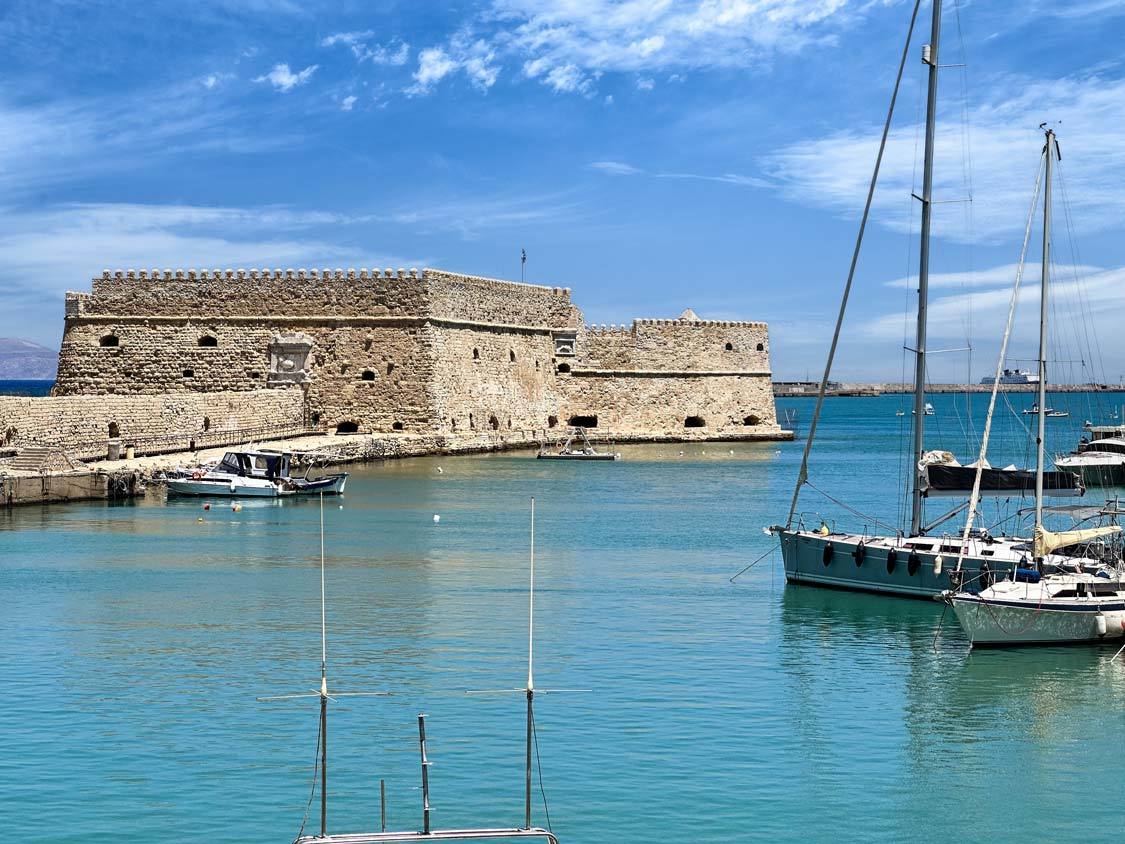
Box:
[521,248,526,284]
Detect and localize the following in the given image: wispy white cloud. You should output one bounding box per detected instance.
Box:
[321,30,411,65]
[255,63,319,92]
[407,35,499,94]
[587,160,642,175]
[764,73,1125,243]
[586,159,769,187]
[340,95,358,111]
[485,0,864,96]
[320,30,374,48]
[881,264,1103,290]
[380,191,583,239]
[635,76,655,91]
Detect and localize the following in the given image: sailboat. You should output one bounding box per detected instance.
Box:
[264,495,563,843]
[771,0,1083,599]
[941,130,1125,647]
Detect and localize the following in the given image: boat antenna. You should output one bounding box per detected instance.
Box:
[258,492,389,843]
[1034,127,1057,556]
[909,0,944,537]
[466,497,588,831]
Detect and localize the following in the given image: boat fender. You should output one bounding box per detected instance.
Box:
[886,549,898,574]
[822,542,834,567]
[979,561,993,591]
[907,551,921,577]
[933,555,943,577]
[853,542,866,568]
[1096,614,1107,637]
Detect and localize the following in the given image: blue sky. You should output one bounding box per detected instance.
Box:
[2,0,1125,382]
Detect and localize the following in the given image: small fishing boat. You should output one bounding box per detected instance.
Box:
[165,449,348,497]
[911,402,935,416]
[165,451,295,497]
[1023,403,1068,418]
[537,426,619,460]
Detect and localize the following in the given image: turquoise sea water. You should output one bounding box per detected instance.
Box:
[4,393,1125,843]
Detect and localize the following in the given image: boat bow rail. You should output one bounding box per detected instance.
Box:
[296,829,559,844]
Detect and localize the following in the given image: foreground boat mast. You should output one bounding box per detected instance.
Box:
[910,0,943,536]
[1033,127,1056,550]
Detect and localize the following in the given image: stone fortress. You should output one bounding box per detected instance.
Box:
[3,265,786,460]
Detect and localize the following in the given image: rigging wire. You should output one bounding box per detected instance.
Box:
[293,713,323,844]
[784,0,924,530]
[531,709,552,832]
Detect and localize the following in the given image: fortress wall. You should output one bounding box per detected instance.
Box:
[426,270,581,328]
[80,268,428,317]
[0,389,304,456]
[557,372,777,433]
[54,322,276,395]
[428,324,560,435]
[302,325,436,434]
[581,320,771,372]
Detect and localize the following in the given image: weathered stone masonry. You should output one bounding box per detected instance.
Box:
[21,265,781,449]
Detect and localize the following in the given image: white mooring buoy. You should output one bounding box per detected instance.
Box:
[433,514,441,523]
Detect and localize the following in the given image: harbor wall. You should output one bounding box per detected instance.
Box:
[0,388,305,457]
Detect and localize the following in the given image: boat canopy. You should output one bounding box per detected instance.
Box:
[1034,524,1122,558]
[1083,437,1125,455]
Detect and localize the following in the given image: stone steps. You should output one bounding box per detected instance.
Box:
[10,445,55,472]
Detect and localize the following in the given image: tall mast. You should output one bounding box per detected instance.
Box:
[1035,128,1055,544]
[319,493,329,838]
[525,497,535,830]
[910,0,943,536]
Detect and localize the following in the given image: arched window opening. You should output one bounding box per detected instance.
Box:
[361,370,376,381]
[99,334,119,347]
[724,342,733,351]
[469,413,475,429]
[335,421,359,434]
[202,416,211,432]
[108,422,120,438]
[756,342,764,352]
[509,349,516,362]
[507,418,512,429]
[182,368,194,378]
[743,414,761,426]
[684,416,706,428]
[198,335,218,347]
[557,363,571,374]
[472,348,480,360]
[547,415,558,428]
[450,418,458,432]
[310,411,321,425]
[386,361,395,376]
[3,426,16,446]
[392,421,404,431]
[489,415,500,430]
[568,414,598,428]
[250,370,262,379]
[535,360,540,370]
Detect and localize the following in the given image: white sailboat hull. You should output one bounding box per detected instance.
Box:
[951,596,1125,646]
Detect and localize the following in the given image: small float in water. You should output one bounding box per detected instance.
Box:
[537,426,619,461]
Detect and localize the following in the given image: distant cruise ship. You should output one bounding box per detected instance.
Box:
[980,368,1039,385]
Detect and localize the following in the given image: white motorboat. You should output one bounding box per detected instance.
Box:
[165,451,295,497]
[1055,437,1125,486]
[911,402,935,416]
[1023,403,1068,418]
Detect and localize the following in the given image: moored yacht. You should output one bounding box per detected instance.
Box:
[772,11,1094,601]
[1055,437,1125,486]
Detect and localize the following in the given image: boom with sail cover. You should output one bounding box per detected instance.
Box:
[922,464,1083,498]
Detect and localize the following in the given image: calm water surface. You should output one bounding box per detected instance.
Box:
[4,393,1125,842]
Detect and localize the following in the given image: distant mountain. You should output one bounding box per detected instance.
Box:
[0,338,58,380]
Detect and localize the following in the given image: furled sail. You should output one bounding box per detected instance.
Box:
[1034,524,1122,558]
[918,451,1084,498]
